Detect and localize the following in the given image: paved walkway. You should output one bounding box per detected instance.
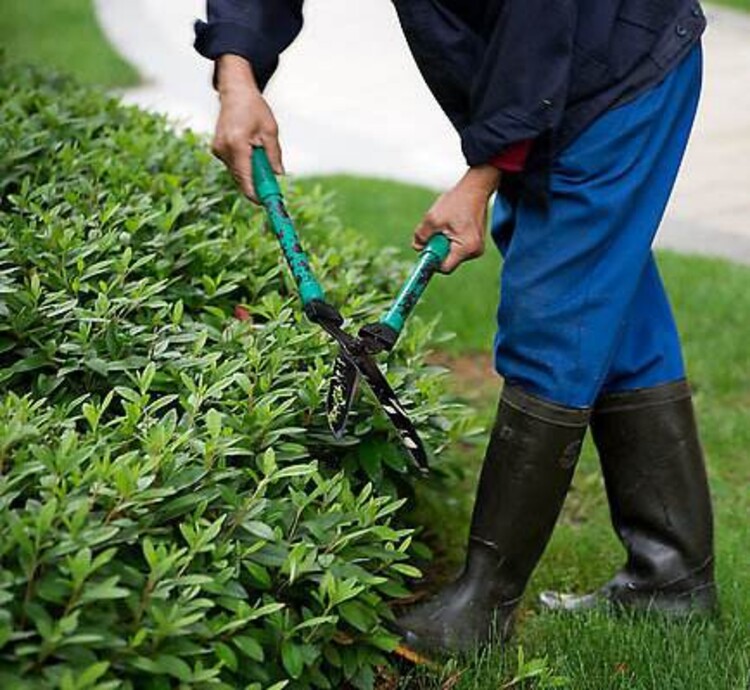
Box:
[96,0,750,263]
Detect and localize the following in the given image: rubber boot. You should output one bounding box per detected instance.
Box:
[395,385,590,655]
[539,380,717,616]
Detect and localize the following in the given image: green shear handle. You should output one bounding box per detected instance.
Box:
[380,233,450,337]
[251,147,325,307]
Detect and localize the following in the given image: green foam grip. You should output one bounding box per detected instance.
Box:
[380,233,450,336]
[251,148,324,306]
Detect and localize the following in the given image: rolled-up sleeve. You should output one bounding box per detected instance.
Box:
[194,0,304,90]
[460,0,577,166]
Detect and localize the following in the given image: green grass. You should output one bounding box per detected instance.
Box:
[298,174,750,689]
[0,0,138,87]
[713,0,750,10]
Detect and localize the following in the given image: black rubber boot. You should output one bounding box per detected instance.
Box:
[539,380,717,616]
[395,385,590,655]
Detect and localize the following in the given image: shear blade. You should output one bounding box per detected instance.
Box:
[351,354,429,472]
[327,353,359,439]
[318,318,429,472]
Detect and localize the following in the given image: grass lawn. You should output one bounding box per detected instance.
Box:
[0,0,138,87]
[714,0,750,9]
[298,175,750,689]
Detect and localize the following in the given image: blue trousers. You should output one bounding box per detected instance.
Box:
[491,46,702,409]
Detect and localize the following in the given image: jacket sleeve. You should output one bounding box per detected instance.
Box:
[460,0,577,166]
[391,0,484,134]
[194,0,304,90]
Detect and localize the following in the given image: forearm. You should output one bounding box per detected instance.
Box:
[463,165,502,198]
[194,0,305,91]
[210,55,285,199]
[216,55,259,96]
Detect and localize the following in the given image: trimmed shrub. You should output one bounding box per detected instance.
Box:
[0,64,475,688]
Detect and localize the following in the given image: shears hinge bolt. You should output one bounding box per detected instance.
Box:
[304,300,344,326]
[358,323,399,353]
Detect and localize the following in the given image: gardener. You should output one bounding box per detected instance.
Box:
[195,0,717,654]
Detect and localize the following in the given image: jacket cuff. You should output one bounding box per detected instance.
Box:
[461,110,544,167]
[489,139,533,173]
[194,20,279,91]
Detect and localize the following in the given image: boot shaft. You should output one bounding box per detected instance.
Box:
[592,380,715,592]
[468,386,590,598]
[395,385,590,653]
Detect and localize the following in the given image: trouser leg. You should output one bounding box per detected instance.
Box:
[600,254,685,394]
[521,45,716,616]
[492,45,703,408]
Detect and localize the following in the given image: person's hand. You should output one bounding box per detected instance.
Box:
[211,55,284,203]
[413,165,501,273]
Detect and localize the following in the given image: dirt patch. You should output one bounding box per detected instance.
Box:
[427,350,500,404]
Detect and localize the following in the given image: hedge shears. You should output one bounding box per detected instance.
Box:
[251,148,449,473]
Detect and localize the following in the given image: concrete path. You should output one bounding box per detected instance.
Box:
[95,0,750,263]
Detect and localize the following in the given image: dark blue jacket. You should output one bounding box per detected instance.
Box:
[195,0,704,182]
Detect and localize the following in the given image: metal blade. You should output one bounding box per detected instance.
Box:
[350,353,429,473]
[317,318,429,473]
[327,353,359,439]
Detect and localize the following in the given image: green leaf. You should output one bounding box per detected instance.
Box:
[243,562,272,590]
[139,362,156,394]
[233,635,264,662]
[241,521,276,541]
[154,654,192,681]
[115,386,141,403]
[261,448,277,476]
[78,576,128,603]
[206,408,222,438]
[293,615,339,632]
[248,602,285,621]
[281,641,304,679]
[215,642,238,671]
[84,358,109,376]
[58,612,79,635]
[37,497,57,535]
[338,601,377,633]
[350,664,375,690]
[172,299,184,325]
[266,683,290,690]
[77,661,110,688]
[391,563,422,579]
[273,463,318,480]
[142,538,158,569]
[365,633,399,653]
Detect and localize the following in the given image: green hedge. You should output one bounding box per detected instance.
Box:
[0,65,475,689]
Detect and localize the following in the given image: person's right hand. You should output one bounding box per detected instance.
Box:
[211,55,284,203]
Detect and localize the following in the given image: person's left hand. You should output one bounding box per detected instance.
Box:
[413,165,501,273]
